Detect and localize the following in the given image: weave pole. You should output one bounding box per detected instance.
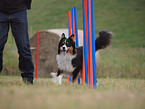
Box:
[74,7,79,47]
[82,0,89,85]
[90,0,97,89]
[68,7,80,84]
[35,30,39,79]
[85,0,91,85]
[72,8,76,37]
[84,0,91,85]
[67,1,96,88]
[88,0,93,89]
[68,11,72,37]
[86,0,92,85]
[82,0,97,89]
[73,6,80,84]
[68,11,72,82]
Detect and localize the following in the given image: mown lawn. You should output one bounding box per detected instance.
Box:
[28,0,145,47]
[0,76,144,109]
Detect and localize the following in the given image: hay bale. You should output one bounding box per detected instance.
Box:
[30,29,99,78]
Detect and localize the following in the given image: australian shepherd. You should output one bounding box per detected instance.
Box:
[51,30,113,84]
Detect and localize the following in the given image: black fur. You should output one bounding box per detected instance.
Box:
[58,34,66,54]
[95,30,113,51]
[58,34,76,54]
[57,30,113,82]
[71,47,83,81]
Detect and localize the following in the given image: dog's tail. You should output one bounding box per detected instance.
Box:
[95,30,113,51]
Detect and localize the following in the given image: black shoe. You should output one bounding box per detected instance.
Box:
[21,72,34,84]
[22,77,33,84]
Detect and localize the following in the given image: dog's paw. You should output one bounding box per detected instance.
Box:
[51,75,63,85]
[58,75,63,84]
[50,72,57,77]
[51,76,58,84]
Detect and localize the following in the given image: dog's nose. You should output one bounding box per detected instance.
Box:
[63,47,65,50]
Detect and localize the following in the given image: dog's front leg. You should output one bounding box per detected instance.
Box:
[57,69,63,76]
[51,69,63,84]
[50,69,63,77]
[57,69,63,84]
[72,67,81,83]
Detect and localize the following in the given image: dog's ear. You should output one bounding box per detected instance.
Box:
[69,34,76,54]
[69,34,75,40]
[61,33,66,39]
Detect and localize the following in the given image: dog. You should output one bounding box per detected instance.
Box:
[51,30,113,84]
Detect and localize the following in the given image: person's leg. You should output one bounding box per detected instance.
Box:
[10,10,34,84]
[0,12,9,73]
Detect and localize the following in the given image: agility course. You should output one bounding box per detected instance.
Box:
[82,0,97,89]
[67,7,80,83]
[30,29,100,79]
[65,0,97,89]
[1,0,145,109]
[30,0,98,89]
[3,0,144,79]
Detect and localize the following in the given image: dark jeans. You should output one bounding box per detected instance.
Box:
[0,10,34,82]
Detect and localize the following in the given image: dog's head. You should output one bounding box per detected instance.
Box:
[58,33,76,55]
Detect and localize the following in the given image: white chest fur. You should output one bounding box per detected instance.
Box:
[56,53,76,72]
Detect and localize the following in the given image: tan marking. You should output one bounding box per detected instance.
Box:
[72,72,80,83]
[67,46,74,55]
[59,49,62,54]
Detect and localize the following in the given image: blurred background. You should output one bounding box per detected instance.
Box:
[2,0,145,79]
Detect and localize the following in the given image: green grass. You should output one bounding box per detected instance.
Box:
[27,0,145,47]
[3,45,145,78]
[0,76,144,109]
[98,47,145,78]
[2,0,145,78]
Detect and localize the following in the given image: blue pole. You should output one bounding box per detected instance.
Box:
[68,13,69,37]
[72,8,74,34]
[70,76,72,82]
[82,0,88,85]
[74,7,80,84]
[74,7,79,47]
[91,0,97,89]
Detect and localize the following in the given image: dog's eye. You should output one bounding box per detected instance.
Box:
[66,42,70,47]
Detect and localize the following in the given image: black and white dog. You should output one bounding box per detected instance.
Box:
[51,30,113,84]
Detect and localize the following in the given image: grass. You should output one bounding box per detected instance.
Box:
[98,47,145,78]
[27,0,145,47]
[3,45,145,78]
[0,76,144,109]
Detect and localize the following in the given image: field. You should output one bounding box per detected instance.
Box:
[0,76,145,109]
[2,0,145,78]
[0,0,145,109]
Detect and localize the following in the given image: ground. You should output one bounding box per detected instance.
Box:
[0,75,144,109]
